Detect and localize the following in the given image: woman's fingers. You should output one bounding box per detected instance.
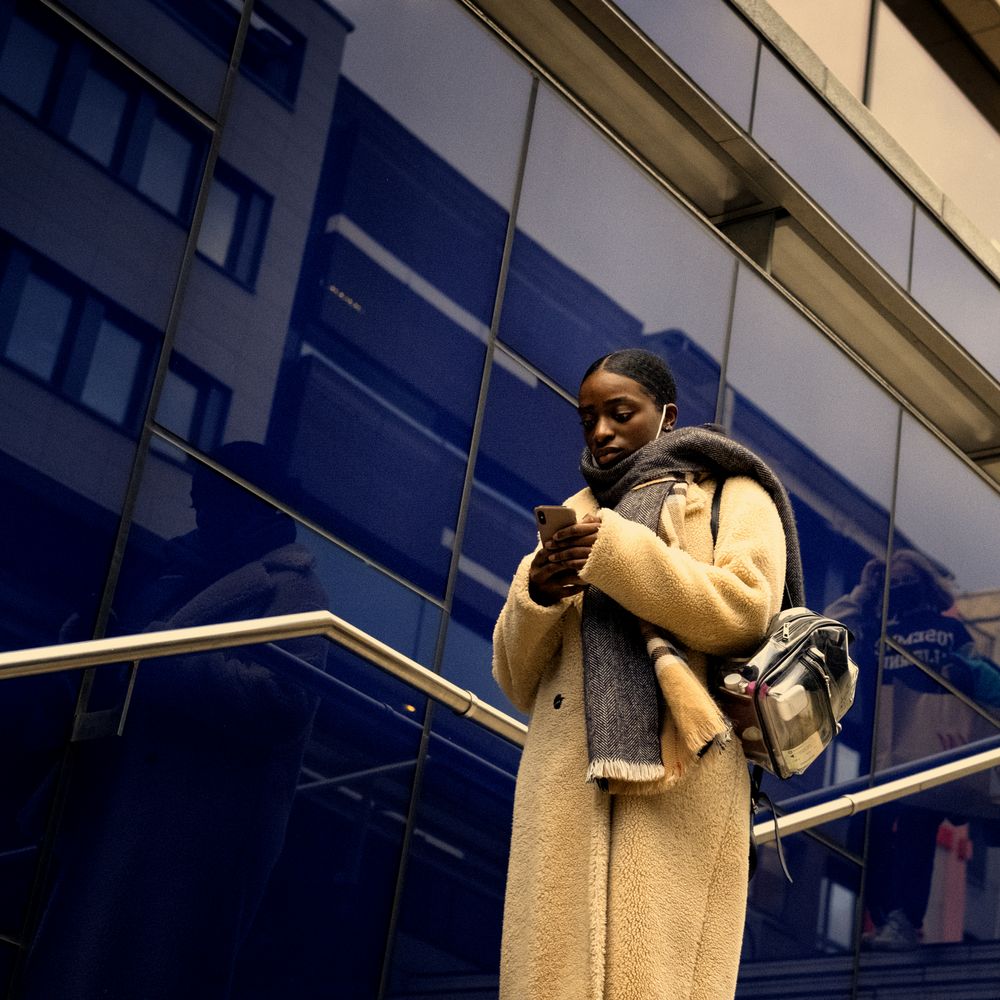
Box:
[547,521,600,546]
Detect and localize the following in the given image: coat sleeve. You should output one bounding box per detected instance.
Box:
[492,550,573,713]
[578,476,785,655]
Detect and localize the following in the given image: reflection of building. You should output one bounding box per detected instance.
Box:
[2,0,1000,997]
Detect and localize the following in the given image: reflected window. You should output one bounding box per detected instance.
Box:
[241,3,306,105]
[80,320,145,424]
[67,67,128,167]
[4,272,73,381]
[0,1,208,224]
[197,162,272,288]
[136,112,199,219]
[0,13,58,116]
[153,0,304,105]
[157,356,230,452]
[0,237,159,431]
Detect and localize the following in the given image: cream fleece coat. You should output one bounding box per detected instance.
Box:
[493,475,786,1000]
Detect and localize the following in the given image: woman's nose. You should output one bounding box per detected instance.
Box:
[593,419,614,443]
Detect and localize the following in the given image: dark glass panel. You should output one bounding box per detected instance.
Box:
[752,48,912,287]
[910,210,1000,383]
[441,351,579,714]
[742,834,860,991]
[858,778,1000,977]
[501,85,730,405]
[19,441,436,998]
[725,265,897,831]
[384,707,520,998]
[0,943,14,996]
[615,0,759,128]
[228,648,425,1000]
[161,0,531,596]
[874,414,1000,785]
[0,231,173,946]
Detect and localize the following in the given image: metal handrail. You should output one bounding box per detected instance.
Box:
[0,611,528,746]
[2,612,998,845]
[753,744,1000,845]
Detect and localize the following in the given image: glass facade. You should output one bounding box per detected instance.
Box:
[761,0,1000,250]
[1,1,999,998]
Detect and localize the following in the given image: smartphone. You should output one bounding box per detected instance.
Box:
[534,505,577,544]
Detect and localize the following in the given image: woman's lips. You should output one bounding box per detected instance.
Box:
[596,447,622,465]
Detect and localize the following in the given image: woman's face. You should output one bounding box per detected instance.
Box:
[578,369,677,467]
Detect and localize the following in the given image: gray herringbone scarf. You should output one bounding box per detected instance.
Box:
[579,425,803,786]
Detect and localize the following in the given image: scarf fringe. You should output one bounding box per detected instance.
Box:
[587,759,666,783]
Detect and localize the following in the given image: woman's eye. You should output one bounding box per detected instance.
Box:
[613,411,633,423]
[580,417,595,430]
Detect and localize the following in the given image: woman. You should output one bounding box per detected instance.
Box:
[493,349,802,1000]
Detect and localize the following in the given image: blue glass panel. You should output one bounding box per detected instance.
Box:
[742,833,860,986]
[60,0,233,115]
[67,67,127,167]
[859,777,1000,977]
[441,352,579,713]
[725,265,897,828]
[228,649,425,1000]
[501,85,729,410]
[0,14,58,116]
[161,0,531,597]
[615,0,758,128]
[752,49,912,287]
[20,441,436,997]
[385,707,519,997]
[910,210,1000,383]
[876,414,1000,774]
[0,234,163,942]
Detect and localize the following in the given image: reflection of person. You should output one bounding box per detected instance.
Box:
[22,443,328,999]
[493,349,802,1000]
[828,549,1000,950]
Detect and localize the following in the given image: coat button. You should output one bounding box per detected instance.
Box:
[553,694,563,709]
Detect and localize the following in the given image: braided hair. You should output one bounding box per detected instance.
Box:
[581,348,677,406]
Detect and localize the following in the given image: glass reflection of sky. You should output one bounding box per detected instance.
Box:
[334,0,530,208]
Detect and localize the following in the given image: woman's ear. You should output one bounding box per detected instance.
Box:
[663,403,678,431]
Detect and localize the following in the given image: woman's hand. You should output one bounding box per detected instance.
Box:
[527,515,601,606]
